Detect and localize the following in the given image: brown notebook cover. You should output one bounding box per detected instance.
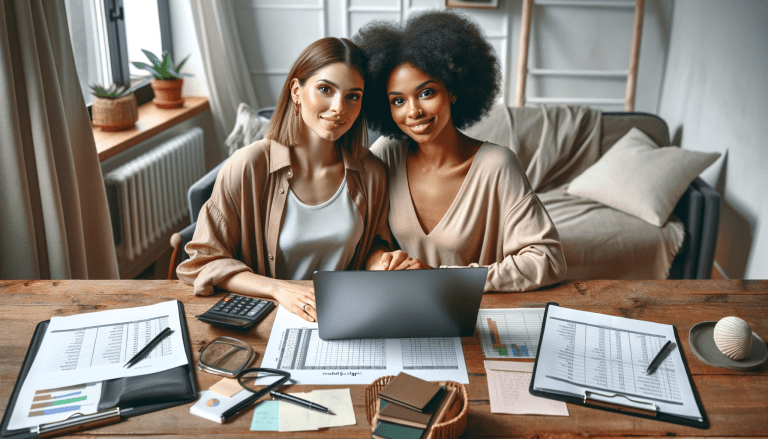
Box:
[378,373,443,412]
[422,387,458,439]
[377,387,458,432]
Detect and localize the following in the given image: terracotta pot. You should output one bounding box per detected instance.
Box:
[91,94,138,131]
[151,78,184,109]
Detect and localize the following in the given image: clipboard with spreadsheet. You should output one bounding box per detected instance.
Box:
[529,303,707,429]
[1,300,196,438]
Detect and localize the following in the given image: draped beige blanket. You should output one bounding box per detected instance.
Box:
[464,105,684,280]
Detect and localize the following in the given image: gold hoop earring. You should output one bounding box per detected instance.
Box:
[293,101,300,116]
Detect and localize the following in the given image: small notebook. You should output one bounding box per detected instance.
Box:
[371,420,424,439]
[378,373,442,412]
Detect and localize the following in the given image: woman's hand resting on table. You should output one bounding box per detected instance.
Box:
[272,280,317,322]
[368,249,433,270]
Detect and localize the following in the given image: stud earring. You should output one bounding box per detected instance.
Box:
[451,95,457,104]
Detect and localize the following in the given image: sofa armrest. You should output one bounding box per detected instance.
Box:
[669,177,721,279]
[692,178,721,278]
[188,160,225,224]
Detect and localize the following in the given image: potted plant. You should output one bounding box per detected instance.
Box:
[90,83,138,131]
[132,49,191,109]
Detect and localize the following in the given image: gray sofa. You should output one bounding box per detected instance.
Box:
[461,105,720,280]
[601,112,720,279]
[172,105,720,280]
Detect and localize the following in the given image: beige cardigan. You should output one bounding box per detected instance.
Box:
[372,138,566,293]
[177,138,392,296]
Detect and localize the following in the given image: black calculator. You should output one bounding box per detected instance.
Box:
[196,294,275,330]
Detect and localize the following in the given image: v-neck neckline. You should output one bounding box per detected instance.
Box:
[402,142,486,237]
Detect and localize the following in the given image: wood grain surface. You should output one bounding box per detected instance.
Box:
[0,279,766,438]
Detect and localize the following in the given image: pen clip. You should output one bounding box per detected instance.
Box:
[37,407,121,438]
[583,390,657,416]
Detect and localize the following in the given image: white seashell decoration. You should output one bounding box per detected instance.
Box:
[713,316,753,360]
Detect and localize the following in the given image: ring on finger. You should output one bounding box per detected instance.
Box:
[302,303,307,311]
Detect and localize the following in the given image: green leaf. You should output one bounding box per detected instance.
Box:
[132,61,163,79]
[142,49,163,68]
[175,54,190,73]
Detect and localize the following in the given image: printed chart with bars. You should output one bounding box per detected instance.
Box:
[28,384,99,418]
[477,308,545,359]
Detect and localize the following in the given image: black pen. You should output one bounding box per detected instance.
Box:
[124,327,172,368]
[270,390,335,415]
[646,340,674,374]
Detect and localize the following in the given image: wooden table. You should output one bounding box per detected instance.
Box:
[1,280,766,438]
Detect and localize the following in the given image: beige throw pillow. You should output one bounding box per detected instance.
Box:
[566,127,719,227]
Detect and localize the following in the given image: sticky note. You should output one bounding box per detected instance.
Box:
[250,400,279,431]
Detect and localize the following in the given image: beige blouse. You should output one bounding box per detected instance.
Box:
[177,138,392,296]
[371,138,566,293]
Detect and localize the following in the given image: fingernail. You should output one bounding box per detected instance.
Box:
[310,318,315,322]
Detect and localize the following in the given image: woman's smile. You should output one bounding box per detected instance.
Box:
[386,63,453,144]
[293,62,363,144]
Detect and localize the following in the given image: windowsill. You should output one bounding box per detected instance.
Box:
[93,96,210,162]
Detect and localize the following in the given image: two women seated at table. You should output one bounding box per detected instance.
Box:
[177,10,566,321]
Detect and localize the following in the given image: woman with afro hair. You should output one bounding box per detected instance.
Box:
[354,10,566,293]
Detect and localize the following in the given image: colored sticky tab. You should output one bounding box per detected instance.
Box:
[250,400,279,431]
[209,377,243,398]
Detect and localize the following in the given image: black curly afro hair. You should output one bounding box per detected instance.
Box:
[353,9,502,140]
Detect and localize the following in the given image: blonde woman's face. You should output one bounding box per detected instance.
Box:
[291,62,364,144]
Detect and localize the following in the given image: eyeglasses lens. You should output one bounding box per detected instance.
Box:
[199,337,253,377]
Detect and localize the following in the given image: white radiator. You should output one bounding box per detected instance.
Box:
[104,128,205,262]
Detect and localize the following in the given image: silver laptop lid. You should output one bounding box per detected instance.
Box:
[313,267,487,340]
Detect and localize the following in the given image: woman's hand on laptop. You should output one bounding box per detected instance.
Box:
[370,250,433,271]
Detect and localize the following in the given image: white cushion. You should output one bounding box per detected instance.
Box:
[224,103,270,156]
[566,127,719,226]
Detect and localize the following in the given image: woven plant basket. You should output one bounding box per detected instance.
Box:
[92,94,138,131]
[366,375,468,439]
[151,78,184,109]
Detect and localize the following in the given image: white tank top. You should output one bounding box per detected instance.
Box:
[275,177,364,281]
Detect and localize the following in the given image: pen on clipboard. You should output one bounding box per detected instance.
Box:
[124,327,172,368]
[646,340,674,374]
[36,407,126,438]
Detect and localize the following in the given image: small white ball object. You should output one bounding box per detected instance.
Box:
[713,316,753,360]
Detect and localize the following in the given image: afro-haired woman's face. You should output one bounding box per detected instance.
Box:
[386,63,454,144]
[291,62,364,144]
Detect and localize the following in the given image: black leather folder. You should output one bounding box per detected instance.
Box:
[1,301,197,438]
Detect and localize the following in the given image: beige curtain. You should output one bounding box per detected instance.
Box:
[189,0,260,149]
[0,0,118,279]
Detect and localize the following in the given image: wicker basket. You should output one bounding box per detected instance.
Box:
[91,94,138,131]
[365,376,468,439]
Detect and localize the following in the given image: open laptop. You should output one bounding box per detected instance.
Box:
[313,267,488,340]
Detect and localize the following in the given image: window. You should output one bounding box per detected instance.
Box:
[64,0,171,107]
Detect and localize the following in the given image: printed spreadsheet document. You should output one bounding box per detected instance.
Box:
[532,305,703,421]
[256,305,469,385]
[8,300,189,430]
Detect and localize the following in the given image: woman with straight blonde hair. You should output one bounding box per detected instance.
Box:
[178,37,391,322]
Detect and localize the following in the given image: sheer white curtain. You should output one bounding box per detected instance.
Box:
[0,0,118,279]
[188,0,260,148]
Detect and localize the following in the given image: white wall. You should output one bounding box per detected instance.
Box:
[232,0,671,113]
[657,1,768,279]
